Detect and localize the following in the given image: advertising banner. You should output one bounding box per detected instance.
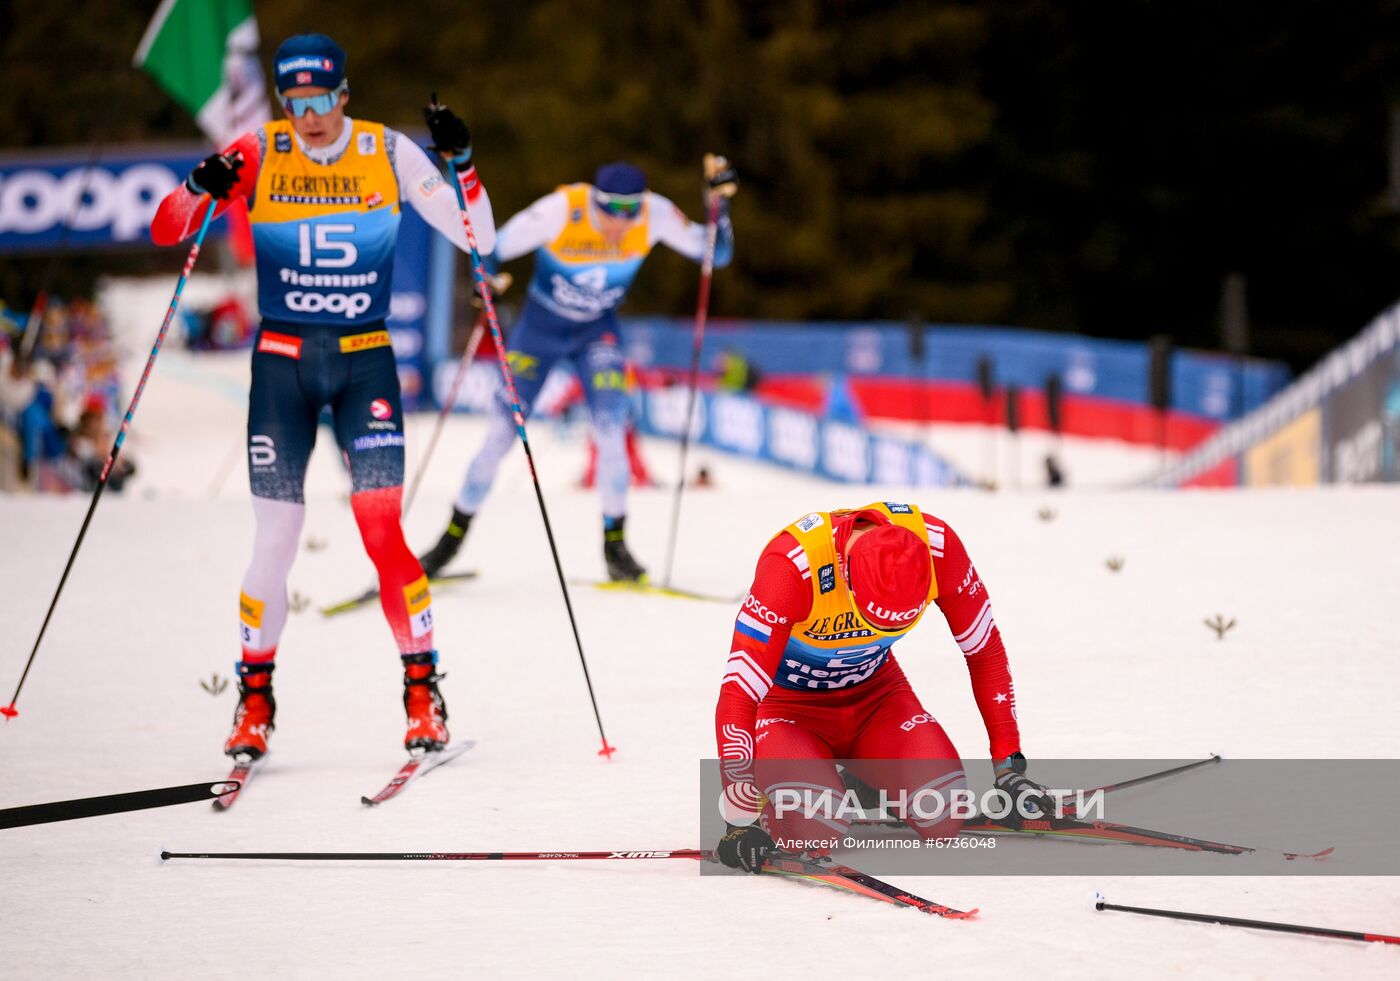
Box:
[386,202,432,411]
[634,387,968,487]
[1243,407,1321,486]
[1325,348,1400,484]
[0,146,216,252]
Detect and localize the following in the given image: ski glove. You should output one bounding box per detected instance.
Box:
[717,824,774,874]
[424,95,473,168]
[704,153,738,200]
[187,152,243,200]
[993,753,1058,826]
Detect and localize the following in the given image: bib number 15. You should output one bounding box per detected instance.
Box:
[298,223,357,268]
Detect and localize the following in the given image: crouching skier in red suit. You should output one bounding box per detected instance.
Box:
[713,502,1055,871]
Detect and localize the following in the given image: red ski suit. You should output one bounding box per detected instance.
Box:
[714,503,1023,849]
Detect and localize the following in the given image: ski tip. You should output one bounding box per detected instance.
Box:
[943,907,979,919]
[361,796,378,807]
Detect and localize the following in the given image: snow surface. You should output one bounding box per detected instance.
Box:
[2,345,1399,980]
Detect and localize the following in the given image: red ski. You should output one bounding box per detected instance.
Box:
[212,755,264,812]
[361,740,475,807]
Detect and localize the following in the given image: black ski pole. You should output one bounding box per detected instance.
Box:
[4,200,218,721]
[2,781,237,829]
[1095,895,1400,946]
[1065,754,1221,814]
[436,102,614,757]
[661,188,722,588]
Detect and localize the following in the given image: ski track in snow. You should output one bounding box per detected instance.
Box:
[2,348,1398,980]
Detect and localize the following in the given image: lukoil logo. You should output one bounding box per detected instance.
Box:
[866,599,925,624]
[0,163,180,242]
[286,291,371,317]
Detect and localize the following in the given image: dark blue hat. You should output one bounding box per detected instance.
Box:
[594,161,647,196]
[273,34,346,93]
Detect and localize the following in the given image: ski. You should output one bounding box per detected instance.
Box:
[361,740,476,806]
[959,814,1334,861]
[321,571,479,617]
[1,780,238,829]
[764,855,977,918]
[851,813,1331,861]
[568,578,739,605]
[157,843,974,918]
[212,755,265,812]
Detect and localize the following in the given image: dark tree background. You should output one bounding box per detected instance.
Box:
[3,0,1400,368]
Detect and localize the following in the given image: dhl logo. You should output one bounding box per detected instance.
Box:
[338,329,391,354]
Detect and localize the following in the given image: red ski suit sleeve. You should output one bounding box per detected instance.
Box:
[150,130,263,246]
[714,514,1023,821]
[714,531,810,822]
[923,515,1022,760]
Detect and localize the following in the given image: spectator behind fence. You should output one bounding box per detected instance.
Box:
[0,296,130,492]
[60,396,135,492]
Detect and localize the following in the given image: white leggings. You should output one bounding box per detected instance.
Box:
[238,496,305,656]
[453,405,629,519]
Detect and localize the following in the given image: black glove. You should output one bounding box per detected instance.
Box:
[993,753,1059,827]
[704,153,738,200]
[424,94,473,166]
[716,824,774,874]
[187,152,243,200]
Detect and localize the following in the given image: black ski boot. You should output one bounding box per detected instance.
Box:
[417,507,473,579]
[603,516,648,583]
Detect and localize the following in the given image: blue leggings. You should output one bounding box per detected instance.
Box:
[455,300,630,517]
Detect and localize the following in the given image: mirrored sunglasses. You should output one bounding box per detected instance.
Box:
[594,191,643,218]
[283,82,347,118]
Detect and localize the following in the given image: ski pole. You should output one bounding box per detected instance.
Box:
[661,191,722,589]
[402,311,487,517]
[2,781,236,829]
[163,848,708,861]
[3,199,217,721]
[434,100,614,758]
[1065,754,1221,815]
[1095,895,1400,945]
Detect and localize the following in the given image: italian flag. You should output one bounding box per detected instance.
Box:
[134,0,270,145]
[134,0,270,260]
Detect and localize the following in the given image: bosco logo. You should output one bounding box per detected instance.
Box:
[369,398,392,421]
[285,291,372,318]
[742,593,787,626]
